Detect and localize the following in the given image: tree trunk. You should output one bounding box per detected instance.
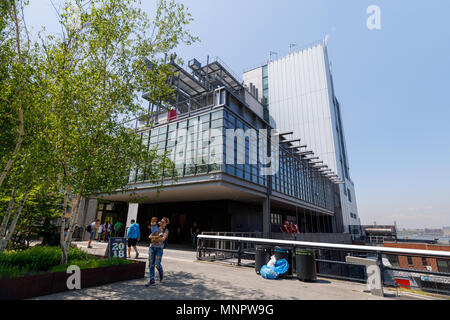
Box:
[0,189,17,239]
[0,1,25,189]
[0,189,30,253]
[64,195,82,249]
[59,186,70,264]
[60,195,82,265]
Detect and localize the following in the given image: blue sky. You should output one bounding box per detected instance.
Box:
[25,0,450,229]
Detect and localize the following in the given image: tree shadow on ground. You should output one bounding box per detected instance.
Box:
[36,270,285,300]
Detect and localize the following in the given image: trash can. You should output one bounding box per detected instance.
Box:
[295,249,317,282]
[255,246,272,274]
[274,247,293,276]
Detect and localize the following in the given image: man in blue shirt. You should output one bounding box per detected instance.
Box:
[126,220,140,259]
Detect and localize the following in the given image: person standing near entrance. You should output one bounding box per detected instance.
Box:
[146,217,170,286]
[126,220,140,259]
[190,222,200,249]
[103,221,111,242]
[113,220,124,237]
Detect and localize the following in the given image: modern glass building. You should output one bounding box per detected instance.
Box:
[77,55,349,243]
[243,40,360,238]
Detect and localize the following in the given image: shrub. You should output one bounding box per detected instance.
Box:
[0,246,130,279]
[0,246,88,273]
[0,263,31,279]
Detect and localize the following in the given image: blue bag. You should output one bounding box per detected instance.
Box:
[273,259,289,275]
[260,259,289,280]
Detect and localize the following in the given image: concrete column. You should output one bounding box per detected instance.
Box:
[75,197,88,227]
[81,198,99,241]
[126,203,139,231]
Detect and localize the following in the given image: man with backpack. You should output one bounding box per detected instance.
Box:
[87,219,99,249]
[126,220,140,259]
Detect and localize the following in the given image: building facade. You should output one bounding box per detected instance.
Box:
[77,55,350,244]
[243,41,360,236]
[384,242,450,274]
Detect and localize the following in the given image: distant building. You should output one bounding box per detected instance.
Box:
[424,228,444,236]
[362,225,397,244]
[444,227,450,237]
[384,242,450,273]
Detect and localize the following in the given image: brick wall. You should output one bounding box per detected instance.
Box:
[384,242,450,272]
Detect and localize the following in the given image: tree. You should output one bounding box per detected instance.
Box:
[38,0,197,264]
[0,184,63,249]
[0,0,55,254]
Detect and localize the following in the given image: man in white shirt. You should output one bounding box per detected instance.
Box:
[87,220,99,248]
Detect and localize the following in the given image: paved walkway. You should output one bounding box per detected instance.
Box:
[34,241,433,300]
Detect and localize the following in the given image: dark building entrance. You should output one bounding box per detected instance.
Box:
[136,200,263,244]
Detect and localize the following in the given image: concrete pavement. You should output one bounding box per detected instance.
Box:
[33,241,429,300]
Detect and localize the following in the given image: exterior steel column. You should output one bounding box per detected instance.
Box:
[263,197,271,239]
[303,209,307,233]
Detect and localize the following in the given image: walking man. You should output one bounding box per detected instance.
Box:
[87,219,99,249]
[126,219,140,259]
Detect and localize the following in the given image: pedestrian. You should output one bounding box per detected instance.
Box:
[146,217,170,286]
[190,222,200,249]
[126,219,140,259]
[97,223,103,241]
[104,221,111,242]
[113,220,124,237]
[87,219,100,248]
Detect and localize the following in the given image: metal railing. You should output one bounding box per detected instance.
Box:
[197,234,450,296]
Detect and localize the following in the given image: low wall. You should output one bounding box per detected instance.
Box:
[0,261,146,300]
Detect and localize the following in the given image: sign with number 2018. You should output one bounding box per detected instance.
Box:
[109,238,127,258]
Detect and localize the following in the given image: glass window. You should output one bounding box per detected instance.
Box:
[388,255,400,267]
[422,257,428,267]
[208,163,221,173]
[211,110,223,120]
[150,135,158,145]
[178,120,187,129]
[211,119,223,129]
[168,123,177,132]
[200,114,210,123]
[226,164,235,176]
[262,65,268,78]
[437,260,450,273]
[407,256,413,266]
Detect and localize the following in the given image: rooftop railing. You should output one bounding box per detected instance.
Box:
[197,234,450,296]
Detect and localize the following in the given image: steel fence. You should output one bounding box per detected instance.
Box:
[197,234,450,295]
